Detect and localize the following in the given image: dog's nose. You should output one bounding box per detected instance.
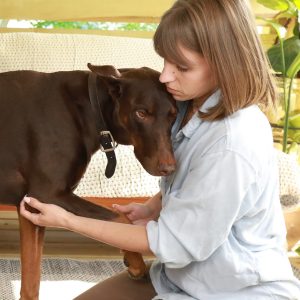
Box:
[158,163,176,176]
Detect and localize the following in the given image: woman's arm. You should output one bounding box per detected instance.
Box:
[67,214,152,254]
[20,197,154,255]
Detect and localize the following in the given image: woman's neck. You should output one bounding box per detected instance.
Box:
[180,90,217,129]
[179,101,196,129]
[193,89,216,111]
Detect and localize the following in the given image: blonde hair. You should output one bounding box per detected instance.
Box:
[154,0,276,120]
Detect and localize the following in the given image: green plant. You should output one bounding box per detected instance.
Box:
[257,0,300,155]
[257,0,300,257]
[30,20,158,31]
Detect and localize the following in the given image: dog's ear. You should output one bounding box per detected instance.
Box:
[88,63,123,99]
[98,76,123,100]
[87,63,121,78]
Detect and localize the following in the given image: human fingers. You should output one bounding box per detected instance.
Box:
[20,198,42,225]
[23,196,44,212]
[112,203,134,214]
[112,203,142,222]
[21,198,70,228]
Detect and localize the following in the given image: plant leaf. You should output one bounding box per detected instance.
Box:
[286,51,300,77]
[257,17,287,38]
[267,36,300,75]
[291,0,300,9]
[257,0,290,11]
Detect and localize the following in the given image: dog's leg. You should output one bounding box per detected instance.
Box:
[113,212,148,279]
[122,251,148,279]
[48,193,147,279]
[17,208,45,300]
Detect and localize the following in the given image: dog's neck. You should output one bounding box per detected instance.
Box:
[102,100,132,145]
[89,74,132,146]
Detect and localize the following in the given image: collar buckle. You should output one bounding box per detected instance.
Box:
[99,131,118,153]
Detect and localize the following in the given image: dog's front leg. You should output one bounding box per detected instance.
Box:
[122,250,147,279]
[17,208,45,300]
[39,193,147,279]
[113,213,147,279]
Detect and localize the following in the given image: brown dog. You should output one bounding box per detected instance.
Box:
[0,64,177,300]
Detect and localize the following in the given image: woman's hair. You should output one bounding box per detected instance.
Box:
[154,0,276,120]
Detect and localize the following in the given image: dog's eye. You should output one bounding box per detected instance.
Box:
[135,110,147,120]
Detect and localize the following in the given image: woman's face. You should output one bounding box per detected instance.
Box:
[159,46,217,103]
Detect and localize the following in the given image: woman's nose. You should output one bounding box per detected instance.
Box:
[159,65,176,83]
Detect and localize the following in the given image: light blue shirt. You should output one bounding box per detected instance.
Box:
[146,90,298,299]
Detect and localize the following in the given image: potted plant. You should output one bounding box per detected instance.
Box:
[256,0,300,268]
[257,0,300,162]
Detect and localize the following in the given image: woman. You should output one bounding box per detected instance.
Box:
[20,0,300,299]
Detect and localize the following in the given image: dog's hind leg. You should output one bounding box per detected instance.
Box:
[17,207,45,300]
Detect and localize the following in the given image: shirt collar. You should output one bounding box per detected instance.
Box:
[199,89,221,114]
[176,89,221,140]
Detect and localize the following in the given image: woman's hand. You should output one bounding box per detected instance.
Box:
[20,197,73,228]
[20,197,152,254]
[112,202,153,226]
[113,192,162,226]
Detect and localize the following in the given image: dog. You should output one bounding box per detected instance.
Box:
[0,63,177,300]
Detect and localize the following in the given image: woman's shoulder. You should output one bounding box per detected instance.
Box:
[193,105,273,167]
[226,105,272,146]
[224,105,274,166]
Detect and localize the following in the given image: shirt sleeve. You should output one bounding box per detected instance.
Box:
[146,150,258,268]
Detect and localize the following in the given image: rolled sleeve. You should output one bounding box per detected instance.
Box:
[147,217,194,268]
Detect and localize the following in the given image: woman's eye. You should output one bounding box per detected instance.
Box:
[176,65,188,72]
[135,110,147,119]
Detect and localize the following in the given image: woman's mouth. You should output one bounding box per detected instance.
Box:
[167,86,178,94]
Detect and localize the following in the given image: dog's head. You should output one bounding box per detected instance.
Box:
[88,63,177,176]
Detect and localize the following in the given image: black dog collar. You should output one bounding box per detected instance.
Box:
[88,73,117,178]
